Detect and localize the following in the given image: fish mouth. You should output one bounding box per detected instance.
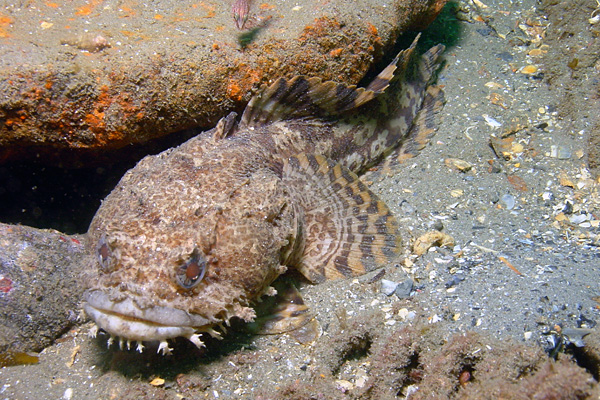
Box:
[84,290,217,354]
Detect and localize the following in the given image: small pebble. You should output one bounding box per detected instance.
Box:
[542,191,554,203]
[520,65,538,74]
[445,274,465,288]
[380,279,398,296]
[476,26,494,36]
[561,201,573,214]
[444,158,473,172]
[489,161,502,173]
[431,220,444,231]
[430,314,442,323]
[501,194,516,210]
[63,389,74,400]
[517,238,534,245]
[549,145,572,159]
[450,189,464,198]
[511,142,524,153]
[394,279,414,298]
[529,48,545,57]
[336,380,354,392]
[400,200,415,215]
[496,51,513,62]
[570,214,589,224]
[483,114,502,128]
[150,378,165,387]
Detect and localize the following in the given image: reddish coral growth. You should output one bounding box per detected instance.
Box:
[227,80,243,102]
[196,2,216,19]
[0,276,13,293]
[84,109,105,131]
[80,84,139,146]
[366,22,378,37]
[366,22,382,49]
[75,0,103,16]
[227,64,263,102]
[260,313,599,399]
[0,13,13,26]
[299,17,341,42]
[259,3,276,10]
[329,48,343,58]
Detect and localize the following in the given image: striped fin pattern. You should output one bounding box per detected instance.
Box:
[239,36,420,130]
[333,42,446,174]
[395,84,445,163]
[283,153,400,283]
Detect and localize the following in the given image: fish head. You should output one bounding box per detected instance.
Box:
[83,143,296,351]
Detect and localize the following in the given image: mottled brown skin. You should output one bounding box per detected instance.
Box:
[88,134,291,322]
[84,37,445,350]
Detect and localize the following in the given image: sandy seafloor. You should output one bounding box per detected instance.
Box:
[1,0,600,399]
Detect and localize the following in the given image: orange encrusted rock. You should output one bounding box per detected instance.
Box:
[0,0,446,165]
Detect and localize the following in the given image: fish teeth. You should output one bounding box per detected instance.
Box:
[186,333,205,349]
[136,341,145,353]
[106,336,114,348]
[157,340,173,356]
[88,325,98,338]
[206,328,222,339]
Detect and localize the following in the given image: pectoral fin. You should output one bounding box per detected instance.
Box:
[247,280,320,344]
[284,153,401,283]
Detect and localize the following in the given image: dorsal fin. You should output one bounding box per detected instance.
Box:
[239,35,420,130]
[212,112,238,140]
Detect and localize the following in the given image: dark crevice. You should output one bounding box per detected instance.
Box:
[332,333,373,376]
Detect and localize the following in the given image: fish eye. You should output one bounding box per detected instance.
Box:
[97,235,112,272]
[175,249,207,289]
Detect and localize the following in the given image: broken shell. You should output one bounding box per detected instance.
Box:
[490,136,514,160]
[520,65,538,74]
[413,231,455,256]
[445,158,473,172]
[149,377,165,387]
[450,189,464,198]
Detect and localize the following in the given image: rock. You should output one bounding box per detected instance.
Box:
[444,157,473,172]
[0,223,90,355]
[0,0,446,165]
[380,279,399,296]
[400,200,416,215]
[576,329,600,379]
[394,279,414,298]
[562,328,594,348]
[569,214,589,225]
[549,145,572,159]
